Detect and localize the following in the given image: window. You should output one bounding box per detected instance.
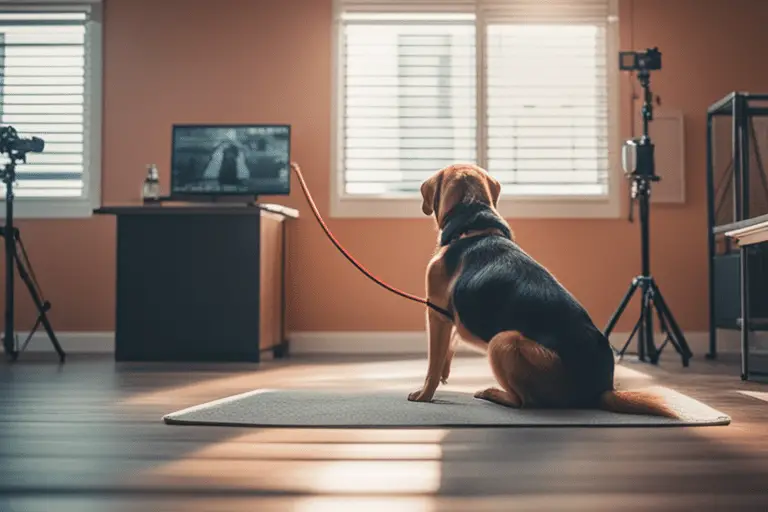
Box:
[340,14,477,196]
[0,2,102,219]
[332,0,620,218]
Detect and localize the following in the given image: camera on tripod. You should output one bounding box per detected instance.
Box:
[0,125,45,164]
[619,47,663,183]
[619,46,662,72]
[0,125,63,363]
[604,46,693,368]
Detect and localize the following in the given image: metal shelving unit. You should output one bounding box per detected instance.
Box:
[706,92,768,380]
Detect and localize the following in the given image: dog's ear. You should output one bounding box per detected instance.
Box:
[420,173,439,215]
[485,172,501,207]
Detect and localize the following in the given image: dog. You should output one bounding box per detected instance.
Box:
[409,163,678,418]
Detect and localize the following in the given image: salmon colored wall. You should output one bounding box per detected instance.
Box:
[3,0,768,336]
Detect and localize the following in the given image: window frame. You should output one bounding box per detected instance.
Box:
[330,0,621,220]
[0,0,102,220]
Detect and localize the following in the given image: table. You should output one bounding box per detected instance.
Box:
[94,203,298,362]
[723,213,768,381]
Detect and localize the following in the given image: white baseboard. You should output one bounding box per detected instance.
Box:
[4,331,114,354]
[9,328,764,359]
[289,331,429,355]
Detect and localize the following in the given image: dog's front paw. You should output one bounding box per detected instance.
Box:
[408,388,434,402]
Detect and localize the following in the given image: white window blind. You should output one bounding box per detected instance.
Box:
[483,0,612,196]
[0,3,97,200]
[335,0,615,198]
[338,1,478,195]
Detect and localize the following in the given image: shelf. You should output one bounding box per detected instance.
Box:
[713,213,768,235]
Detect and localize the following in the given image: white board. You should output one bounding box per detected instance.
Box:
[633,108,686,204]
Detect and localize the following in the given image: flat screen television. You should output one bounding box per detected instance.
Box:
[170,124,291,197]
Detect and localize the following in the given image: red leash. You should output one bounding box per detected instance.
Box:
[290,163,453,320]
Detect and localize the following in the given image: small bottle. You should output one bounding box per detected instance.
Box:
[142,164,160,201]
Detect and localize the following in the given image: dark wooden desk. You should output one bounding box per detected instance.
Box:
[95,203,298,362]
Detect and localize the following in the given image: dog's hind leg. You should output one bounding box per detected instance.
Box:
[475,331,566,408]
[474,386,522,407]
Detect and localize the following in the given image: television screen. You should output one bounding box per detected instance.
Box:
[170,124,291,196]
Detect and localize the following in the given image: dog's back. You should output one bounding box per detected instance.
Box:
[442,206,615,406]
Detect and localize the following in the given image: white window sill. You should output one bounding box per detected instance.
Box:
[331,194,621,220]
[0,198,99,220]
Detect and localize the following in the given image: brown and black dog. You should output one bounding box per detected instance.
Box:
[409,163,678,418]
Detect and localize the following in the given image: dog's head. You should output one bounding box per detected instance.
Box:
[420,163,501,225]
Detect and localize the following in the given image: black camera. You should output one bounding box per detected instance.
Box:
[0,125,44,158]
[619,47,662,72]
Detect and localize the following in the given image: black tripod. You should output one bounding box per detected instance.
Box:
[1,156,65,363]
[603,64,693,367]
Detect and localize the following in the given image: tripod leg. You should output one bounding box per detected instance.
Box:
[652,291,680,355]
[603,279,639,337]
[633,278,655,363]
[19,316,43,354]
[15,245,65,363]
[617,310,645,359]
[643,284,659,364]
[651,293,680,357]
[652,282,693,366]
[651,294,672,353]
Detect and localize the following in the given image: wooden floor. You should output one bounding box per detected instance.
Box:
[1,350,768,512]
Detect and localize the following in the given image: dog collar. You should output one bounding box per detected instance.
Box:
[439,202,512,247]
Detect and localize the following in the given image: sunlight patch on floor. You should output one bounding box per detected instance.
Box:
[140,459,443,493]
[157,441,442,461]
[141,429,447,493]
[738,390,768,403]
[123,356,654,408]
[613,363,654,380]
[304,460,442,493]
[120,364,314,406]
[121,357,494,406]
[292,497,435,512]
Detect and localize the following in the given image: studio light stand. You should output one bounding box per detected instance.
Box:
[603,48,693,367]
[0,126,65,363]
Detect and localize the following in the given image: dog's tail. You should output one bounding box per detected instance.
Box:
[598,389,679,419]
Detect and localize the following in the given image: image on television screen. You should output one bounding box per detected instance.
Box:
[171,124,290,195]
